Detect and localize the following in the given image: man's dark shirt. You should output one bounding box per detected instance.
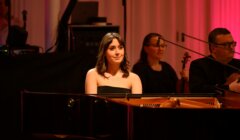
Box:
[189,55,240,94]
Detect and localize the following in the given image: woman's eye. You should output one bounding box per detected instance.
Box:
[119,45,124,49]
[108,46,115,50]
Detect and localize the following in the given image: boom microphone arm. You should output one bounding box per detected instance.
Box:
[182,32,240,55]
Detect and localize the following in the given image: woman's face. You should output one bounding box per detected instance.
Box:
[144,36,167,60]
[105,38,124,65]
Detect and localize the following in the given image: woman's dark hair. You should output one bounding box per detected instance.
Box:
[96,32,130,78]
[138,32,162,63]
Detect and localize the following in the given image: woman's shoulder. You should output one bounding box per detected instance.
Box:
[128,71,142,94]
[129,71,141,80]
[86,68,98,76]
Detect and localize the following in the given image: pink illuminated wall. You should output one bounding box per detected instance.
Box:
[11,0,240,75]
[184,0,210,67]
[210,0,240,58]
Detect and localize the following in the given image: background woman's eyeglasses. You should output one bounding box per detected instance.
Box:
[148,44,168,48]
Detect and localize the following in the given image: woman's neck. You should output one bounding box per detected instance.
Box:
[107,65,121,76]
[147,57,162,71]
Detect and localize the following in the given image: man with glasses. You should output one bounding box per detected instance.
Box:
[189,27,240,94]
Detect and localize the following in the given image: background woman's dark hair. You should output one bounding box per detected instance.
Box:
[138,32,162,63]
[96,32,130,78]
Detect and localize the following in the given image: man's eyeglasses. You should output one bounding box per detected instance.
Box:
[213,41,237,48]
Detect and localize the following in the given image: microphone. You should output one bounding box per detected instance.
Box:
[182,32,240,55]
[181,33,185,42]
[22,10,27,29]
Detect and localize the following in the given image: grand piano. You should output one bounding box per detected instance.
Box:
[2,1,240,140]
[21,90,240,140]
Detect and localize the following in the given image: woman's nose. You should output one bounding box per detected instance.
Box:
[115,49,120,54]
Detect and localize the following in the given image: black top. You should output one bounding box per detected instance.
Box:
[132,61,178,94]
[97,86,131,94]
[189,55,240,94]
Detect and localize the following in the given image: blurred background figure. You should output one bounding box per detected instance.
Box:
[132,32,189,94]
[0,0,22,47]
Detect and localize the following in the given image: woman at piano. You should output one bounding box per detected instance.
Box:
[85,32,142,94]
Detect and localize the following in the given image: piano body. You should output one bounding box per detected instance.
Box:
[21,91,240,140]
[1,1,238,139]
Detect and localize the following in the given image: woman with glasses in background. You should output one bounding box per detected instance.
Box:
[132,33,188,94]
[189,27,240,94]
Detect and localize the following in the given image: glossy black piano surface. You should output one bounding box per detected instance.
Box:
[21,91,240,140]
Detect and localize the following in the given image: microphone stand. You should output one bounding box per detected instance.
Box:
[22,10,27,30]
[182,33,208,44]
[122,0,127,41]
[53,0,78,53]
[6,0,11,55]
[7,0,11,33]
[182,32,240,55]
[163,38,207,58]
